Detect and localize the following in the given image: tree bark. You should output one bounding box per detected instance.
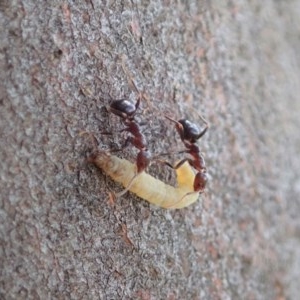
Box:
[1,0,300,299]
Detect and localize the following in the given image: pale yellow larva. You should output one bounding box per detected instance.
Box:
[89,151,200,209]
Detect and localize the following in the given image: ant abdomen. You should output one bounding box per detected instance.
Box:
[193,172,208,192]
[136,150,151,173]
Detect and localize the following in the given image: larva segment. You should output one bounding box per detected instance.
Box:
[89,151,200,209]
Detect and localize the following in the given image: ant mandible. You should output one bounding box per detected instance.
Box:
[107,95,151,196]
[164,114,209,193]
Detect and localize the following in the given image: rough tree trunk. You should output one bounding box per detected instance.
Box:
[1,0,299,299]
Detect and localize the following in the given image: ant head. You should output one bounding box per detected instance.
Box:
[178,119,203,143]
[165,115,208,144]
[109,98,140,120]
[194,171,208,192]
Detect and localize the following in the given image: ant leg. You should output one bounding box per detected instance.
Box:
[164,190,201,209]
[102,125,134,136]
[100,129,126,135]
[156,157,192,170]
[110,134,145,153]
[113,150,151,198]
[113,172,141,198]
[151,149,189,159]
[79,131,99,149]
[109,137,132,153]
[100,125,133,136]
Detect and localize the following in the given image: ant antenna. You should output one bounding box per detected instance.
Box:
[79,131,99,149]
[121,57,142,98]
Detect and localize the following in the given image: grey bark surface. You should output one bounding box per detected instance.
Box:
[1,0,300,299]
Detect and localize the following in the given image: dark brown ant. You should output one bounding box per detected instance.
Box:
[107,96,151,196]
[163,114,209,193]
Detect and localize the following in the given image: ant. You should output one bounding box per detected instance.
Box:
[106,95,151,196]
[162,114,209,194]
